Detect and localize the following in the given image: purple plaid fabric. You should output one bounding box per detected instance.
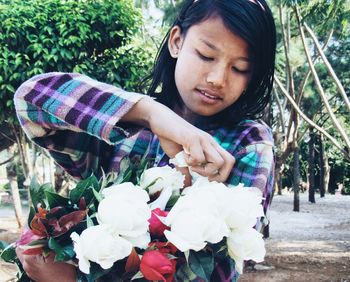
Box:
[14,72,275,281]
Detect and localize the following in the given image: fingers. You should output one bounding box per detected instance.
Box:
[156,120,235,183]
[16,249,76,282]
[183,139,206,166]
[183,133,235,182]
[16,248,40,280]
[16,246,24,262]
[210,143,235,181]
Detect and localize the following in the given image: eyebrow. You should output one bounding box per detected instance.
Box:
[199,38,251,62]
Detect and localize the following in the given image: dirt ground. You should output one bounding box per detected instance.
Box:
[240,192,350,282]
[1,193,349,282]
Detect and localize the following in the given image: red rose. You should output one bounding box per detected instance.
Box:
[148,208,170,238]
[140,250,176,282]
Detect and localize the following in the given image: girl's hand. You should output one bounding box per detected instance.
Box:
[123,97,235,182]
[156,124,235,183]
[16,247,76,282]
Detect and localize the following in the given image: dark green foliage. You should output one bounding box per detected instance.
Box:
[0,0,154,123]
[188,250,214,281]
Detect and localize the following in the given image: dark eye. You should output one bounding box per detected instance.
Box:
[232,67,251,74]
[196,51,213,62]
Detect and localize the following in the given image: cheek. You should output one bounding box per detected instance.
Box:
[225,78,250,105]
[175,57,201,89]
[228,79,247,96]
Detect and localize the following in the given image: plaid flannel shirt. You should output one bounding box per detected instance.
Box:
[14,72,275,282]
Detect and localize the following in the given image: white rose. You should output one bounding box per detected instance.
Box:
[148,186,173,210]
[164,184,229,252]
[226,227,266,274]
[102,182,149,203]
[164,208,229,252]
[184,182,264,229]
[169,151,188,167]
[223,186,264,229]
[122,232,151,249]
[169,151,205,182]
[98,185,151,248]
[70,225,132,274]
[139,166,185,195]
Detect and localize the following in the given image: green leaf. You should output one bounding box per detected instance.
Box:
[92,188,103,203]
[29,176,41,209]
[29,178,54,210]
[85,262,111,282]
[27,206,36,226]
[0,240,9,251]
[44,190,70,209]
[17,272,32,282]
[142,177,162,192]
[175,262,197,282]
[27,239,47,247]
[0,243,16,263]
[208,241,228,260]
[188,250,214,281]
[165,194,180,210]
[48,238,75,262]
[122,168,133,183]
[86,214,94,228]
[115,157,132,184]
[70,174,99,204]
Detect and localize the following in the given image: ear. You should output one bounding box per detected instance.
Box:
[168,25,183,58]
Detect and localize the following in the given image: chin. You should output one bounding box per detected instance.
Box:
[194,109,219,117]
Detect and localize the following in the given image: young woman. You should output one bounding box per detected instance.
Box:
[14,0,276,281]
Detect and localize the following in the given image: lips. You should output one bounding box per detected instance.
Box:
[197,89,223,100]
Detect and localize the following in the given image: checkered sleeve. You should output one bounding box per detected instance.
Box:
[14,72,145,144]
[14,72,146,178]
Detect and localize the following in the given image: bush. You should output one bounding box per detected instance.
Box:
[0,0,155,123]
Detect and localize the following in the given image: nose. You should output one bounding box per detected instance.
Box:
[206,64,227,88]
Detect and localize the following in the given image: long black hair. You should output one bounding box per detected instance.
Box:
[143,0,276,126]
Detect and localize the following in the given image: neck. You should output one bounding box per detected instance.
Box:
[173,103,200,124]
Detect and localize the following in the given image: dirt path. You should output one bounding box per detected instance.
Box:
[240,193,350,282]
[1,193,350,281]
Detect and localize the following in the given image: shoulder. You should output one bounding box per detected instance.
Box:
[214,119,274,154]
[235,119,274,147]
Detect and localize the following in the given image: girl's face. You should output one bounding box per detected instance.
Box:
[169,16,252,117]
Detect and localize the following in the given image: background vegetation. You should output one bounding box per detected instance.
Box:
[0,0,349,229]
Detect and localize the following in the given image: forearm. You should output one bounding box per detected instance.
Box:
[14,72,144,145]
[121,95,155,128]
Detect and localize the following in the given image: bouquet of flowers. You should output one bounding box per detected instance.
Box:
[1,152,266,282]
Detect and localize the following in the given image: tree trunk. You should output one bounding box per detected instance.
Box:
[320,134,331,194]
[275,161,283,195]
[319,134,325,197]
[11,126,29,179]
[6,150,23,229]
[308,127,316,203]
[293,146,300,212]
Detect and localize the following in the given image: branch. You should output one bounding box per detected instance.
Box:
[304,23,350,113]
[279,4,294,95]
[0,155,15,166]
[272,87,285,135]
[274,75,350,161]
[0,130,16,144]
[294,6,350,151]
[296,29,333,105]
